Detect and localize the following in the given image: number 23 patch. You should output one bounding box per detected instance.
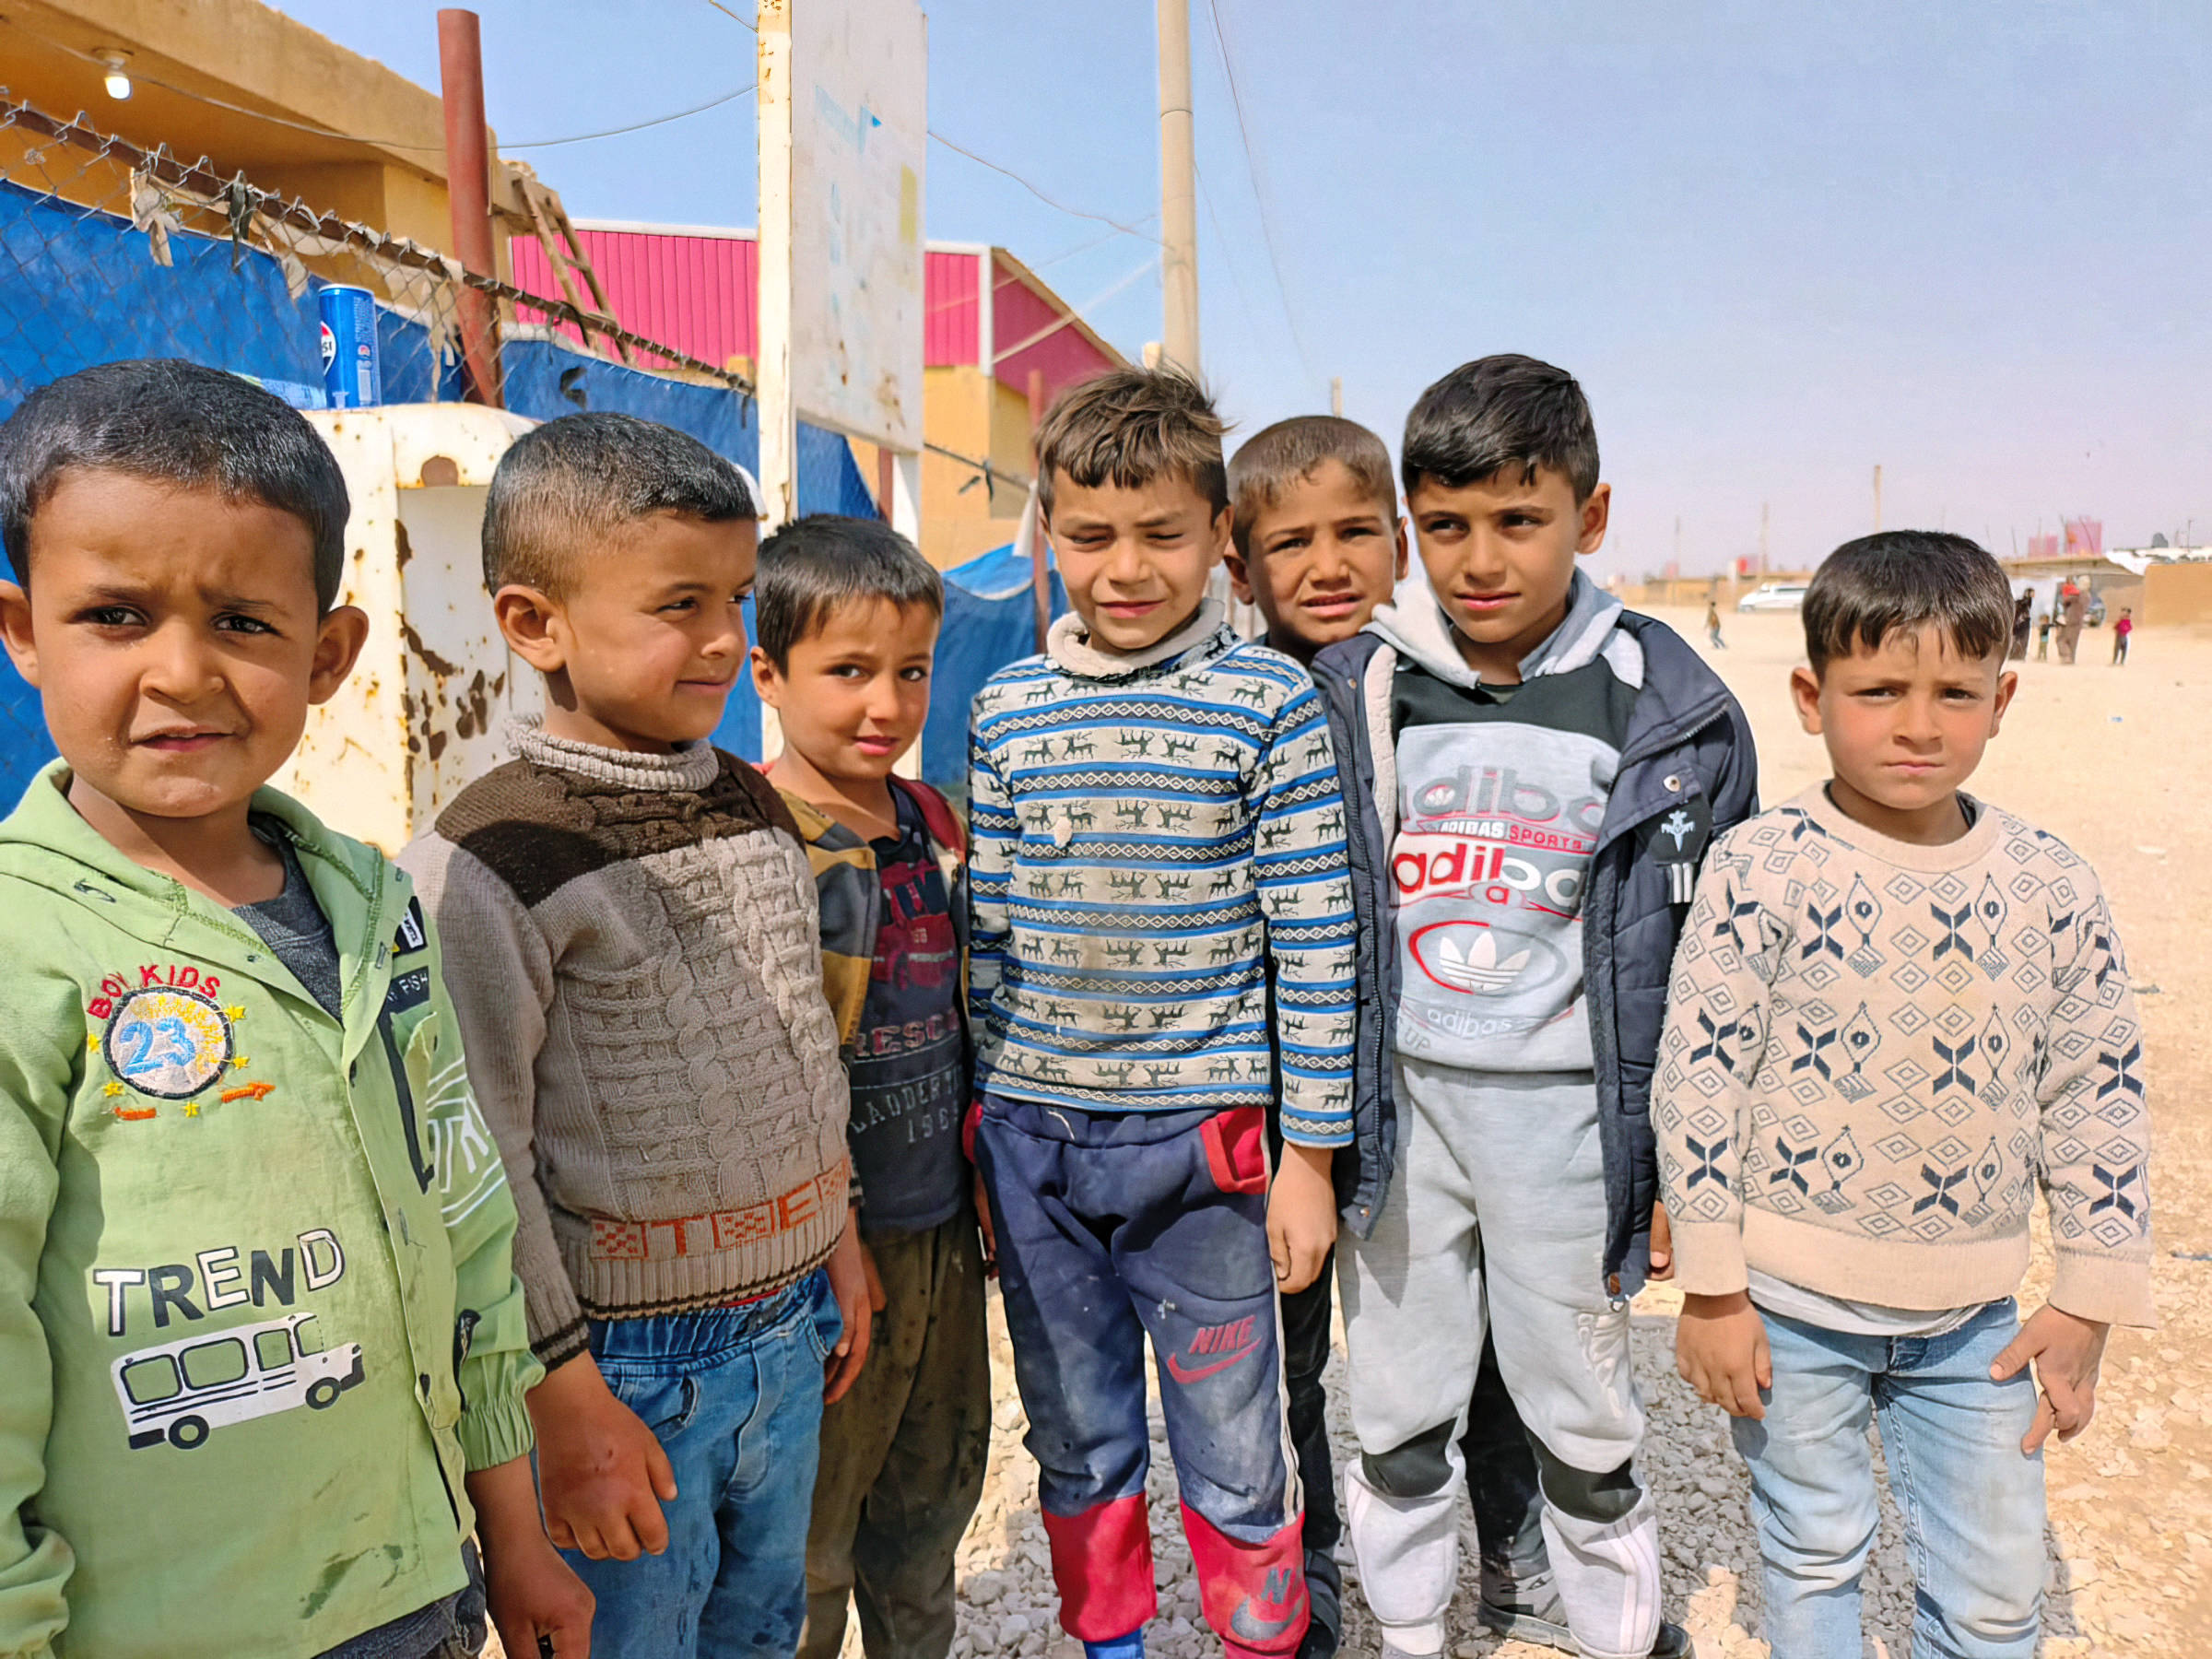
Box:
[101,986,236,1100]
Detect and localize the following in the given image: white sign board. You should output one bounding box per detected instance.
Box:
[760,0,925,457]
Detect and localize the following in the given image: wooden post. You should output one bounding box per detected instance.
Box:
[1028,368,1050,652]
[437,10,502,406]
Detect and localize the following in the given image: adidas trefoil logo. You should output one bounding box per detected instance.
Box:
[1430,929,1533,994]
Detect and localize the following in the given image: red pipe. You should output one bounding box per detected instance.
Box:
[438,9,502,406]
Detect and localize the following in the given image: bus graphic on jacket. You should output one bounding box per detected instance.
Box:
[112,1311,365,1451]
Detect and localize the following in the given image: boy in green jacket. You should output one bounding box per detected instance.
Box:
[0,360,589,1659]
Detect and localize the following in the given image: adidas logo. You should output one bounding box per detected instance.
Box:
[1429,928,1532,993]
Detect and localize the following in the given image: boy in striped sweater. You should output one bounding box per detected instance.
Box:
[968,369,1358,1659]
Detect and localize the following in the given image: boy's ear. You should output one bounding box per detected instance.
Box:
[1223,547,1255,605]
[1988,667,2018,735]
[0,579,39,688]
[307,606,371,706]
[749,643,785,709]
[1576,484,1612,556]
[493,584,568,674]
[1209,506,1232,562]
[1394,516,1410,582]
[1789,665,1825,735]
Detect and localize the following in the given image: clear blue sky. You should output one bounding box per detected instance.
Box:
[269,0,2212,578]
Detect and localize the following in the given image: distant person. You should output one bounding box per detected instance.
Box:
[2056,583,2087,663]
[2010,589,2032,659]
[1706,597,1727,649]
[0,360,589,1659]
[751,517,991,1659]
[1658,531,2154,1659]
[403,414,872,1659]
[2112,607,2133,665]
[1314,356,1760,1659]
[1226,415,1559,1657]
[2037,611,2053,660]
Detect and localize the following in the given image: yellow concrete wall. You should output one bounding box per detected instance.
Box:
[3,0,523,272]
[2145,563,2212,627]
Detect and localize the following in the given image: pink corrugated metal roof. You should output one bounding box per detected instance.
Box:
[510,226,1122,396]
[511,227,758,365]
[924,249,979,367]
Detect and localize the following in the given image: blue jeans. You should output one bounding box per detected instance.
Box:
[1733,1300,2045,1659]
[565,1271,842,1659]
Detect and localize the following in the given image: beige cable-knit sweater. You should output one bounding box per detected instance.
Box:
[1654,784,2154,1327]
[402,723,850,1368]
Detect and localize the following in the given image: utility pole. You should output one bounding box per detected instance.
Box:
[1872,464,1882,532]
[1330,376,1343,418]
[437,9,501,406]
[1158,0,1199,374]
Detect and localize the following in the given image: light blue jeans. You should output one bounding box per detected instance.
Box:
[1732,1300,2045,1659]
[564,1270,842,1659]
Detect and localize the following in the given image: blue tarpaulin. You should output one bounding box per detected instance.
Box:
[0,177,877,798]
[917,543,1066,789]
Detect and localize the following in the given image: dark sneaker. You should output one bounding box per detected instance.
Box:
[1475,1596,1688,1659]
[1296,1548,1342,1659]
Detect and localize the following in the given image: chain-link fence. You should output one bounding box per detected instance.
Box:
[0,88,818,799]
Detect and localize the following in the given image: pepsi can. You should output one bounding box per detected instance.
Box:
[317,284,382,408]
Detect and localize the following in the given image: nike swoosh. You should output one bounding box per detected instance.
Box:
[1164,1341,1260,1384]
[1230,1596,1302,1641]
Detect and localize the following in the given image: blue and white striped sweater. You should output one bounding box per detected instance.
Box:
[968,604,1358,1145]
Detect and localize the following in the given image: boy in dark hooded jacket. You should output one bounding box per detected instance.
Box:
[1310,357,1756,1659]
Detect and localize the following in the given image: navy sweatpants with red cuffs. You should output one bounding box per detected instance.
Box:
[973,1092,1310,1659]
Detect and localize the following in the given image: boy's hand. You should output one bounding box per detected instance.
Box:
[528,1352,678,1561]
[468,1455,595,1657]
[1648,1201,1676,1281]
[824,1217,878,1405]
[1268,1142,1338,1296]
[1676,1290,1771,1419]
[972,1167,998,1277]
[1991,1302,2111,1453]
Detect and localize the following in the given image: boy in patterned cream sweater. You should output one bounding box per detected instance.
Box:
[1655,531,2154,1659]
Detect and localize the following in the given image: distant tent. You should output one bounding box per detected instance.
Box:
[919,544,1069,791]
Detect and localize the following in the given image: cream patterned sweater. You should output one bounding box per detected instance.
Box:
[402,724,850,1368]
[1654,784,2154,1326]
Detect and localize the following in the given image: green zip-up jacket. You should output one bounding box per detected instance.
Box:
[0,766,539,1659]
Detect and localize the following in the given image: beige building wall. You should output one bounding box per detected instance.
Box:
[1,0,524,276]
[2145,563,2212,627]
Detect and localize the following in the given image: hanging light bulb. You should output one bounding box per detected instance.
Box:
[97,50,132,100]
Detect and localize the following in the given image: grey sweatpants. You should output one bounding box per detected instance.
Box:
[1338,1061,1660,1659]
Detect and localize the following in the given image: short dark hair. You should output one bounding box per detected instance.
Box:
[0,359,349,610]
[1401,354,1600,502]
[482,411,758,595]
[1034,367,1229,520]
[1227,416,1396,560]
[755,514,942,669]
[1803,531,2013,675]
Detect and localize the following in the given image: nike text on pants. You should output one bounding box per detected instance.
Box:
[1338,1061,1661,1659]
[974,1092,1310,1659]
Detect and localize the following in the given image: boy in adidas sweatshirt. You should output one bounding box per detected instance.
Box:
[1312,357,1755,1659]
[967,369,1357,1659]
[1657,531,2154,1658]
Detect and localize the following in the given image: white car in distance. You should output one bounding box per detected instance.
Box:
[1735,582,1809,613]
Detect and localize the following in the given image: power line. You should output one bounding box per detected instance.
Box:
[1193,161,1269,365]
[1203,0,1321,394]
[928,129,1164,245]
[508,84,754,148]
[702,0,759,29]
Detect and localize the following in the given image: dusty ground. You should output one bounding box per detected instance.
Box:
[926,607,2212,1659]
